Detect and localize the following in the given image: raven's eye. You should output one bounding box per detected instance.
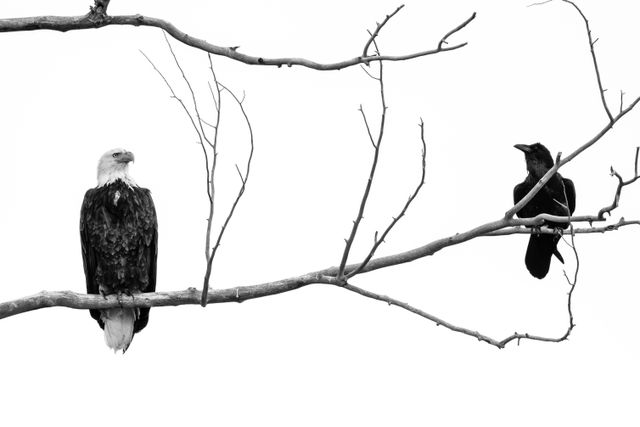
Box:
[112,152,120,158]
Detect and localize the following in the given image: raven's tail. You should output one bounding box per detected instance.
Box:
[101,308,137,353]
[525,233,562,279]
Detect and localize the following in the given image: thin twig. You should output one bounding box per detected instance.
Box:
[438,12,477,50]
[499,216,578,348]
[347,118,427,278]
[598,147,640,218]
[203,56,223,264]
[358,105,376,148]
[359,64,379,81]
[561,0,613,122]
[362,5,405,58]
[140,49,213,203]
[338,46,386,279]
[164,33,214,150]
[527,0,554,7]
[201,81,255,306]
[338,280,579,349]
[339,281,507,347]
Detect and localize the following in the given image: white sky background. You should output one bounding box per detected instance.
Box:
[1,0,639,425]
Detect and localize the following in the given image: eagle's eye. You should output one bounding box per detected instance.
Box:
[112,152,121,158]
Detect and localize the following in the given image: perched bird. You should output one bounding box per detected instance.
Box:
[513,143,575,279]
[80,149,158,352]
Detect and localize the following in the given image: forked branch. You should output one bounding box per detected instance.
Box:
[347,119,427,279]
[142,42,254,308]
[598,147,640,219]
[1,1,639,351]
[506,0,640,219]
[0,1,476,71]
[338,51,387,279]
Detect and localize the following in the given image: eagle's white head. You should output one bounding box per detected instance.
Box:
[97,148,137,187]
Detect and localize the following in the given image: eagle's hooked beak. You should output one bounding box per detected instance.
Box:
[118,151,135,164]
[514,144,532,154]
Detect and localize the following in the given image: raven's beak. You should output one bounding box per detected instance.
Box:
[514,144,531,153]
[119,151,135,163]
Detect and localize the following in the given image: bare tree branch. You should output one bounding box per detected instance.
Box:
[201,80,255,306]
[362,5,405,58]
[338,281,509,347]
[0,2,476,71]
[203,57,223,263]
[486,218,640,236]
[338,52,387,279]
[347,119,427,279]
[505,85,640,221]
[140,49,213,203]
[2,1,639,352]
[0,273,336,320]
[506,0,640,219]
[598,147,640,218]
[142,44,255,307]
[437,11,477,50]
[561,0,613,122]
[0,173,635,345]
[527,0,554,7]
[358,105,377,149]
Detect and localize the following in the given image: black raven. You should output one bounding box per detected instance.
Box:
[513,143,576,279]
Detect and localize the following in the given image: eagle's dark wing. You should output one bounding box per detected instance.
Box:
[133,188,158,333]
[80,188,104,329]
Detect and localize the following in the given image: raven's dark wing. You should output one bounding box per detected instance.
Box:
[513,179,537,218]
[562,177,576,215]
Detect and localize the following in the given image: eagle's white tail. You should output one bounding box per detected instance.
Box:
[101,308,136,353]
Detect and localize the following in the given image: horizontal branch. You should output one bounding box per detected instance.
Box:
[486,218,640,236]
[0,273,335,320]
[0,7,476,70]
[3,210,635,319]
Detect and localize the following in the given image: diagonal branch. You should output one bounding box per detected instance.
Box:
[338,52,387,279]
[358,105,376,149]
[0,173,637,338]
[362,5,405,58]
[561,0,613,122]
[338,280,579,349]
[0,3,476,71]
[506,0,640,219]
[505,95,640,219]
[201,82,255,306]
[347,118,427,279]
[140,49,213,203]
[437,11,477,50]
[142,42,255,307]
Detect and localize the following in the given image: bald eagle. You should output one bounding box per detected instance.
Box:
[80,149,158,352]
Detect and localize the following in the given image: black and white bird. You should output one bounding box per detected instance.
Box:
[513,143,575,279]
[80,149,158,352]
